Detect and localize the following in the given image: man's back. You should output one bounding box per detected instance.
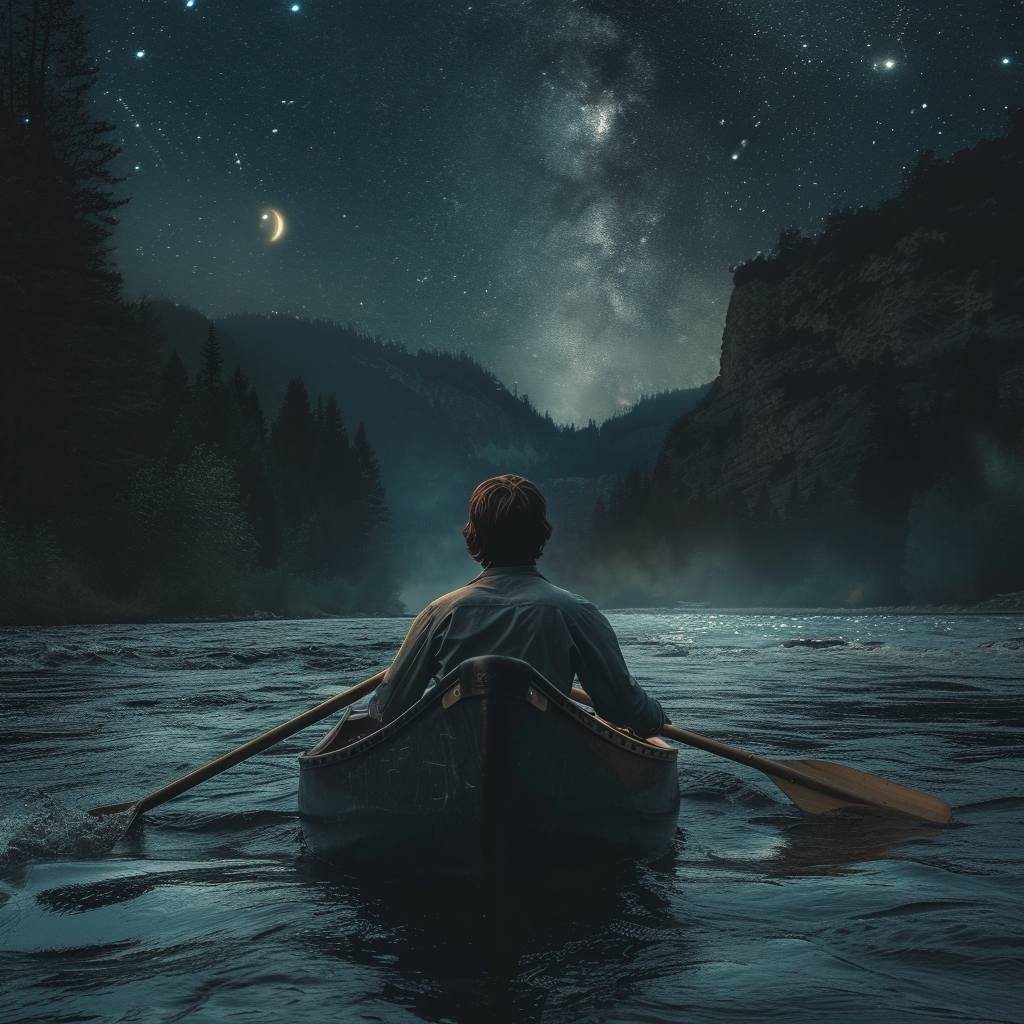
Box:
[371,565,664,736]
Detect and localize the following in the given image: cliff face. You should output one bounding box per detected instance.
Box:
[651,117,1024,605]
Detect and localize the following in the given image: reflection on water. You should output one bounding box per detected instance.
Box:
[294,855,685,1024]
[0,613,1021,1022]
[760,811,945,876]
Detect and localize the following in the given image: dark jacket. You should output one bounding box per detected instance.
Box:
[369,565,665,736]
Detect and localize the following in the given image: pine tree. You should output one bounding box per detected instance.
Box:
[313,395,356,576]
[200,325,224,393]
[162,352,193,409]
[1,0,142,512]
[350,421,397,606]
[353,422,388,528]
[270,377,319,571]
[225,366,280,568]
[1,0,124,314]
[273,380,316,466]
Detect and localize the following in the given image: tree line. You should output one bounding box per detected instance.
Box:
[0,0,398,622]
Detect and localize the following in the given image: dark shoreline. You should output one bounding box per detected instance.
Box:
[613,600,1024,616]
[4,591,1023,629]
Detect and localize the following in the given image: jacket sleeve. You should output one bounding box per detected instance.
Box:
[568,602,665,737]
[369,604,440,722]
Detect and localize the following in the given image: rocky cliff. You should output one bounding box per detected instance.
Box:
[640,115,1024,606]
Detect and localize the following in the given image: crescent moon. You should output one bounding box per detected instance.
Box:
[262,207,286,243]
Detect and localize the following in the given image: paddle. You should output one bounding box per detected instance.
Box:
[569,687,951,825]
[88,669,387,822]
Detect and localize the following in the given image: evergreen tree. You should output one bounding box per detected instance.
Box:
[307,395,355,576]
[192,323,230,450]
[0,0,124,312]
[0,0,147,512]
[0,2,409,619]
[161,351,192,409]
[353,422,388,529]
[160,351,194,469]
[350,421,396,604]
[270,377,318,568]
[223,366,279,568]
[273,378,317,481]
[200,325,224,393]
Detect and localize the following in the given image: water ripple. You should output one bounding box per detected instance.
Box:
[0,614,1020,1023]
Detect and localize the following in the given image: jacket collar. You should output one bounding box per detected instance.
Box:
[472,564,547,581]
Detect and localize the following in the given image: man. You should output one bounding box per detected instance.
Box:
[368,474,667,743]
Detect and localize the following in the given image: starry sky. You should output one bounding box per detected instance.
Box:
[84,0,1020,425]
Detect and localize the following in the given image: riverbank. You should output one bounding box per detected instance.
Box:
[6,590,1024,629]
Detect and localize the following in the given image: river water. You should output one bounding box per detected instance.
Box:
[0,611,1021,1023]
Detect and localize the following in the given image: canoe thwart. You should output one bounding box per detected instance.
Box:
[441,656,552,711]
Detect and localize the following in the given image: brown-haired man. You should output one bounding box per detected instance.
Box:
[368,475,667,743]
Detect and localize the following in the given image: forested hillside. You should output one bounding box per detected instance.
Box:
[170,310,711,606]
[0,0,712,620]
[0,1,398,622]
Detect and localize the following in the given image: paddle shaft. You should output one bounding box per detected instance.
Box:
[90,670,386,818]
[659,722,867,805]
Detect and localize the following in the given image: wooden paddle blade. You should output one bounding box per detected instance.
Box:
[770,759,952,824]
[763,774,859,815]
[660,723,952,825]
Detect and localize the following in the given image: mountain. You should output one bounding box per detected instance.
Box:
[152,305,710,608]
[578,113,1024,608]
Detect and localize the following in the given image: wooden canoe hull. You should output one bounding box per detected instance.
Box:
[298,657,679,880]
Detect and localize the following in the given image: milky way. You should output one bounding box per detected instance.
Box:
[87,0,1020,423]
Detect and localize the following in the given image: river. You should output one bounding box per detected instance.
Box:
[1,611,1021,1022]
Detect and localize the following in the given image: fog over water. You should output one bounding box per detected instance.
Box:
[1,613,1021,1022]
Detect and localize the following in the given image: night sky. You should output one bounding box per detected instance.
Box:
[84,0,1021,425]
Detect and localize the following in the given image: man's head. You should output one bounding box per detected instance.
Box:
[462,475,553,567]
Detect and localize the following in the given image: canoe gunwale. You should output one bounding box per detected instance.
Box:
[297,656,680,874]
[299,656,677,770]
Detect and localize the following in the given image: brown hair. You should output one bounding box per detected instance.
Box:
[462,475,553,566]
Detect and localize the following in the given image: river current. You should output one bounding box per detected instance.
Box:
[0,611,1021,1023]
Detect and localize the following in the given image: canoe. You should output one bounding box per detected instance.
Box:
[298,655,680,881]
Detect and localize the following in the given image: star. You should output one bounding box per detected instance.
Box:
[79,0,1022,426]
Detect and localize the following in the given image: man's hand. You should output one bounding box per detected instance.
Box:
[645,735,670,748]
